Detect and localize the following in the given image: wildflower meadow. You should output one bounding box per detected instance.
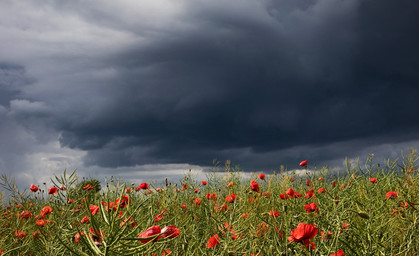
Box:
[0,152,417,255]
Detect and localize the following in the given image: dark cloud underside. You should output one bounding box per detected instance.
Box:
[1,0,418,172]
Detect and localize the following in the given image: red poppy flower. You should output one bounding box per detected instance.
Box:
[288,223,318,249]
[90,205,100,215]
[385,191,398,199]
[269,210,280,217]
[139,183,149,190]
[318,177,324,182]
[36,219,47,227]
[214,203,228,212]
[60,185,67,191]
[306,179,313,186]
[30,184,39,192]
[225,194,237,203]
[330,249,344,256]
[294,192,302,198]
[262,191,272,197]
[258,174,266,180]
[125,187,131,193]
[180,204,188,209]
[120,217,136,228]
[300,160,308,167]
[138,225,161,244]
[369,177,377,184]
[201,181,208,185]
[19,210,32,219]
[227,182,234,187]
[193,198,202,206]
[400,201,409,209]
[248,197,257,203]
[161,249,172,256]
[206,193,217,201]
[159,225,180,240]
[318,187,326,194]
[33,231,41,240]
[206,234,220,248]
[73,232,85,243]
[89,227,104,244]
[15,230,26,238]
[222,223,241,240]
[48,187,58,195]
[250,180,260,193]
[81,216,90,224]
[279,194,289,200]
[332,180,336,187]
[115,195,131,209]
[342,222,349,229]
[154,210,167,222]
[255,222,268,236]
[286,188,295,198]
[304,202,319,213]
[40,206,52,218]
[304,189,315,199]
[181,183,188,191]
[83,184,94,190]
[320,231,333,240]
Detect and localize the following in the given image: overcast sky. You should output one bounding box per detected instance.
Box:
[1,0,418,189]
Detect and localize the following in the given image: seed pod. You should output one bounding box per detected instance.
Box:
[358,211,369,219]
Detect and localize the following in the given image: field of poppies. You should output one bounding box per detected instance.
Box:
[0,152,417,255]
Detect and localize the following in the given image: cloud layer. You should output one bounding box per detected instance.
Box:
[0,0,418,187]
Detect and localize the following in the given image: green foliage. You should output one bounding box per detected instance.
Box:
[0,153,417,255]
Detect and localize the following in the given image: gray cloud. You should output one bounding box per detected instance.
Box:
[0,0,418,189]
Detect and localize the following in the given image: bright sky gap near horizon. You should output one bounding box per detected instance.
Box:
[0,0,418,189]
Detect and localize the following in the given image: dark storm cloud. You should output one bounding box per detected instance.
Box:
[0,63,32,106]
[50,0,419,169]
[1,0,418,175]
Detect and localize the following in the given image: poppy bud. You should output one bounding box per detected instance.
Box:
[358,211,369,219]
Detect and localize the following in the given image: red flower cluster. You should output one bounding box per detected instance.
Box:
[304,202,319,213]
[304,188,315,199]
[225,194,237,203]
[19,210,32,219]
[193,198,202,206]
[331,249,345,256]
[206,193,218,201]
[279,188,303,199]
[385,191,398,199]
